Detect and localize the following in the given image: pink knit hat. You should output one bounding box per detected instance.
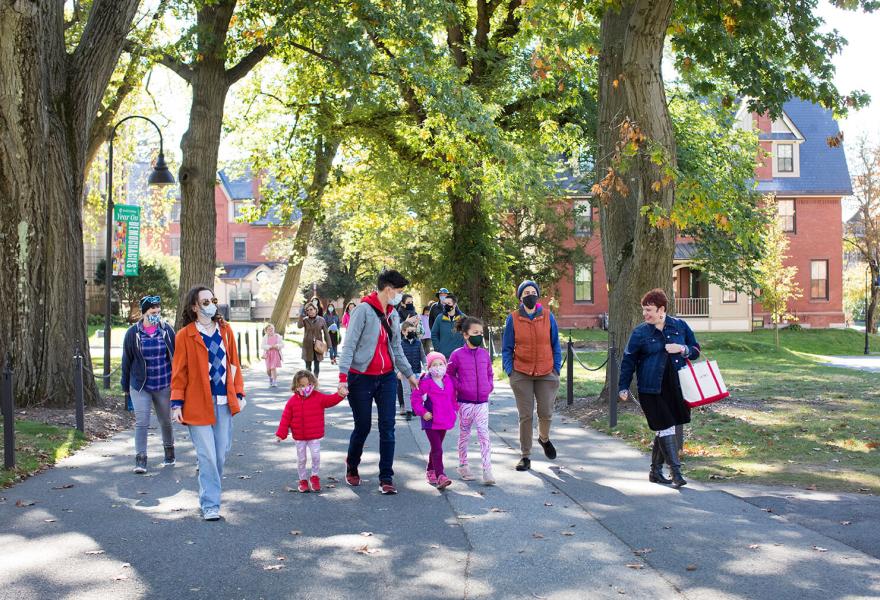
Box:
[425,352,447,367]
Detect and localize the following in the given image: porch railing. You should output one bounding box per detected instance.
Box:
[675,297,709,317]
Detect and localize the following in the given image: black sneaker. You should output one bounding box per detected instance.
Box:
[538,438,557,460]
[134,454,147,474]
[405,411,413,421]
[345,461,360,486]
[379,480,398,495]
[515,457,531,471]
[163,446,176,466]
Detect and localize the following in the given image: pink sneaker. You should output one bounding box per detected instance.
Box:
[426,469,438,486]
[436,474,452,490]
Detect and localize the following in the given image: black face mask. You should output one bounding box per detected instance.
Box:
[522,295,538,309]
[406,332,418,340]
[405,303,414,310]
[445,304,455,314]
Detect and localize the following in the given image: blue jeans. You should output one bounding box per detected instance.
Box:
[130,387,173,455]
[346,371,397,482]
[188,402,233,512]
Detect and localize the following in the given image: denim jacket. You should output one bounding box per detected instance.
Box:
[618,316,700,395]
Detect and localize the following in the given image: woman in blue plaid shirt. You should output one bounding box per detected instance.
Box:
[121,295,177,474]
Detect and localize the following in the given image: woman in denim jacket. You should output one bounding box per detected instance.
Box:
[618,288,700,488]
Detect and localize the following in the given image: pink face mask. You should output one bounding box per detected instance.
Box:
[429,365,446,379]
[299,385,314,397]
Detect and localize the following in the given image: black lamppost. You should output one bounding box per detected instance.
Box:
[103,116,175,389]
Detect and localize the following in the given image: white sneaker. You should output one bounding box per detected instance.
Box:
[203,508,221,521]
[482,468,496,486]
[456,464,475,481]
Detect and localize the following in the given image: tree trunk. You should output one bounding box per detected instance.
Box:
[449,189,490,318]
[176,60,229,325]
[270,135,340,334]
[0,1,140,407]
[597,0,676,391]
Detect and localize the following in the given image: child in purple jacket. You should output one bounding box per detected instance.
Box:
[448,317,495,485]
[411,352,458,490]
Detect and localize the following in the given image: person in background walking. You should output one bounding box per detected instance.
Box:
[121,295,176,474]
[324,304,341,365]
[342,301,357,329]
[399,320,426,421]
[431,293,465,359]
[337,270,419,495]
[298,302,330,377]
[262,323,284,387]
[428,287,451,331]
[411,352,458,490]
[420,306,432,354]
[619,288,699,488]
[502,280,561,472]
[170,286,246,521]
[447,316,495,485]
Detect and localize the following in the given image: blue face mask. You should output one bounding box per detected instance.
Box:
[146,314,162,325]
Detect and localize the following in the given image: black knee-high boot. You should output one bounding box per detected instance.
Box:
[649,436,672,484]
[658,435,687,488]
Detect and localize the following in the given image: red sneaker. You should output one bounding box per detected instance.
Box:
[309,475,321,492]
[345,461,360,487]
[379,480,398,495]
[436,474,452,490]
[297,479,310,493]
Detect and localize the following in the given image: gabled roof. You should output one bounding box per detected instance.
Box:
[218,262,281,280]
[756,99,853,196]
[218,168,255,200]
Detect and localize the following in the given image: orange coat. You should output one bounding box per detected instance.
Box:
[171,322,245,426]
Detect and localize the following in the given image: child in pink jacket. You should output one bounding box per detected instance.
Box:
[411,351,458,490]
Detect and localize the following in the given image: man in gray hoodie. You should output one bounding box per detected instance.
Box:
[337,270,418,494]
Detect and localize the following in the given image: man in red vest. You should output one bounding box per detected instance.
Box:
[501,280,562,471]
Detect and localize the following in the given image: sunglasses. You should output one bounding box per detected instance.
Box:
[199,298,219,306]
[141,295,161,305]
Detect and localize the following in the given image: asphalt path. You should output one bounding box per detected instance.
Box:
[2,354,879,599]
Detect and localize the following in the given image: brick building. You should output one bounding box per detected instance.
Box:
[553,99,852,331]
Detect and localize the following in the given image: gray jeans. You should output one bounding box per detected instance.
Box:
[130,387,174,455]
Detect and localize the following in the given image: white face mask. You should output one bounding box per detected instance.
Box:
[199,303,217,319]
[389,292,403,306]
[429,365,447,379]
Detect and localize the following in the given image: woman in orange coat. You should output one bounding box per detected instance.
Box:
[171,286,245,521]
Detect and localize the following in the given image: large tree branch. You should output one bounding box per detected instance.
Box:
[69,0,141,135]
[156,50,194,83]
[227,44,271,85]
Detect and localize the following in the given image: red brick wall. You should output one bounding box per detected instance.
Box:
[754,196,845,327]
[155,183,288,263]
[554,202,608,329]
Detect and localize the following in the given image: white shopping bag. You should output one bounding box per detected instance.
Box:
[678,359,729,407]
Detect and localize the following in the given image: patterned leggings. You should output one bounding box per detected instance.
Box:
[458,402,492,472]
[296,439,321,480]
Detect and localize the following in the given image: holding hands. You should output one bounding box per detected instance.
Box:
[337,383,349,397]
[423,411,433,421]
[171,406,183,424]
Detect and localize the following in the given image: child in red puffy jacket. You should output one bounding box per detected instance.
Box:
[276,369,346,492]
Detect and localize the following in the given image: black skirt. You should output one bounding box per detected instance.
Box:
[637,356,691,431]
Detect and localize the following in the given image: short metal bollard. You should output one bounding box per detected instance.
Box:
[487,326,495,361]
[2,353,14,470]
[73,345,85,433]
[566,334,574,406]
[608,343,619,428]
[245,331,251,363]
[237,332,242,357]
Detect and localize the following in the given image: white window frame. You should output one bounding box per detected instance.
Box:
[777,198,796,233]
[574,262,594,303]
[573,197,593,237]
[233,237,247,261]
[772,142,801,178]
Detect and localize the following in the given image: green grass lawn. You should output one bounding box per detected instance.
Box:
[0,420,87,487]
[565,328,880,492]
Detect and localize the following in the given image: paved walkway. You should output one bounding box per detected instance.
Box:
[2,357,880,599]
[821,355,880,373]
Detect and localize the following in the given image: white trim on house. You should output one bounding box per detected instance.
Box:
[771,141,802,178]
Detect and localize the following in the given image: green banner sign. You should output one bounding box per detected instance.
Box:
[112,204,141,277]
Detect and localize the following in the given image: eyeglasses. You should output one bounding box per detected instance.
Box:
[199,298,219,306]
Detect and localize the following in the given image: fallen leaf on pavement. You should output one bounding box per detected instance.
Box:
[748,544,760,550]
[532,533,545,539]
[290,530,302,536]
[686,564,698,571]
[263,565,284,571]
[560,531,574,537]
[85,550,105,555]
[813,546,828,552]
[625,564,644,570]
[113,575,129,581]
[275,556,287,561]
[360,532,373,537]
[633,548,653,556]
[543,502,553,507]
[840,521,852,526]
[51,484,74,490]
[122,563,131,568]
[15,500,35,507]
[430,544,440,549]
[490,507,508,513]
[355,545,379,555]
[238,475,251,480]
[44,519,56,523]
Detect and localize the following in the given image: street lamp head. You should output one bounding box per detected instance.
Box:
[148,152,176,186]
